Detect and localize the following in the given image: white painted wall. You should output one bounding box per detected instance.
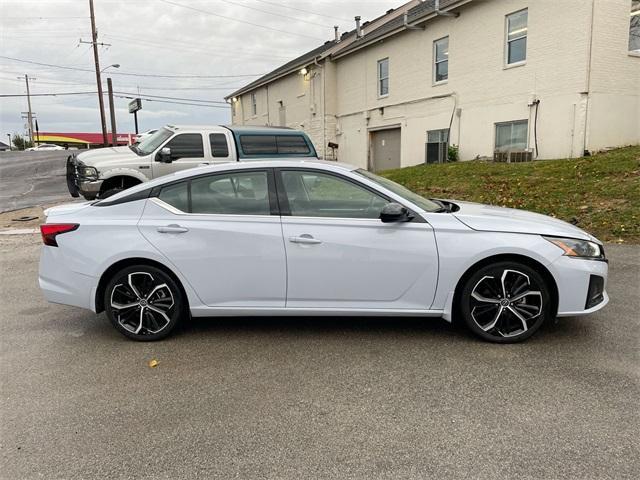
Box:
[230,0,639,169]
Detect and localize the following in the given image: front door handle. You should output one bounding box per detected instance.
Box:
[289,234,322,245]
[157,224,189,234]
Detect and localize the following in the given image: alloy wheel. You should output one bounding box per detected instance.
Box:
[110,272,175,335]
[469,269,543,338]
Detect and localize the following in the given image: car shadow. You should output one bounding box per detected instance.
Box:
[181,314,467,342]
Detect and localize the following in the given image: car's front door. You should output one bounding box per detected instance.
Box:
[277,169,439,310]
[152,133,211,178]
[138,169,286,307]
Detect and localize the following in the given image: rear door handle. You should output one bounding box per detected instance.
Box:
[157,224,189,234]
[289,234,322,245]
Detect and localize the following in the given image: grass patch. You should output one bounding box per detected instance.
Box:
[381,146,640,243]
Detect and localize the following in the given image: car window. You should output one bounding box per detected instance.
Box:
[158,181,188,212]
[209,133,229,158]
[281,170,388,219]
[354,169,442,213]
[240,135,310,155]
[136,127,173,155]
[164,133,204,159]
[191,171,270,215]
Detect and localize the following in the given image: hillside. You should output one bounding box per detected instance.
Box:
[382,146,640,243]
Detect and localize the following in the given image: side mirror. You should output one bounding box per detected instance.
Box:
[157,147,172,163]
[380,202,413,223]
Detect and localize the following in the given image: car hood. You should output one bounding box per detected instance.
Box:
[450,200,596,241]
[76,146,139,166]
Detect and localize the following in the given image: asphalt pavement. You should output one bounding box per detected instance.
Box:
[0,234,638,480]
[0,151,74,212]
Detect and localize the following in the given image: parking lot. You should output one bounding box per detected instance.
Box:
[1,152,639,479]
[0,151,73,213]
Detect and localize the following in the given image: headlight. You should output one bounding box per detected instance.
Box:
[544,236,605,260]
[79,166,98,179]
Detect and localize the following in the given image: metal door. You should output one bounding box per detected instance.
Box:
[370,128,401,172]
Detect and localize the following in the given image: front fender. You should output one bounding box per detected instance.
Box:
[432,230,564,320]
[99,167,151,184]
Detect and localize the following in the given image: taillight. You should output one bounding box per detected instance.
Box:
[40,223,79,247]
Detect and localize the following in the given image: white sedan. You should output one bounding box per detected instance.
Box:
[26,143,64,151]
[39,159,608,342]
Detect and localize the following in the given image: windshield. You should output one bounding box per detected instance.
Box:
[134,127,174,156]
[355,169,442,213]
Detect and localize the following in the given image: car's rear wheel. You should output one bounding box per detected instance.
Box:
[460,261,551,343]
[104,265,185,341]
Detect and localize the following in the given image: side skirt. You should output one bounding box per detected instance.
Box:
[189,306,445,318]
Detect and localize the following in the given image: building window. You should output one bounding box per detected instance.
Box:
[506,9,528,65]
[630,1,640,53]
[495,120,528,152]
[434,37,449,83]
[378,58,389,97]
[250,93,257,116]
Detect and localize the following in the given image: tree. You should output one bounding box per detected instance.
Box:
[11,133,33,151]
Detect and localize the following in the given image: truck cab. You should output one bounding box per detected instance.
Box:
[67,125,317,200]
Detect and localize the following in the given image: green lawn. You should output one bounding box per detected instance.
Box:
[381,146,640,243]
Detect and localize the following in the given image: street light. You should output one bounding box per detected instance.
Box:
[100,63,120,74]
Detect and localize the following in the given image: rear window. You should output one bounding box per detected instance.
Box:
[240,135,310,155]
[210,133,229,158]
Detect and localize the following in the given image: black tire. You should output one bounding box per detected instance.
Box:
[460,261,551,343]
[98,188,123,199]
[104,265,186,341]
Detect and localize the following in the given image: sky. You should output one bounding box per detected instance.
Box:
[0,0,401,141]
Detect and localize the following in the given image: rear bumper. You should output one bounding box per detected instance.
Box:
[549,255,609,317]
[39,245,97,312]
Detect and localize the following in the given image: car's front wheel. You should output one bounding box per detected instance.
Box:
[460,261,552,343]
[104,265,185,341]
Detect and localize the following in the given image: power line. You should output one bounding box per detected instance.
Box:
[0,74,241,90]
[0,55,265,79]
[252,0,351,22]
[216,0,333,28]
[157,0,325,41]
[1,91,230,108]
[101,33,294,62]
[0,92,98,98]
[2,91,226,103]
[113,91,227,104]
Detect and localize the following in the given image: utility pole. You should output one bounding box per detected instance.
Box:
[106,77,117,146]
[84,0,108,146]
[22,74,35,145]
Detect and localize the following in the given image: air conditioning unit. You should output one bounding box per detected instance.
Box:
[493,150,533,163]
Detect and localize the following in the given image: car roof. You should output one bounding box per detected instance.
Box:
[163,125,303,135]
[224,125,297,134]
[98,159,360,204]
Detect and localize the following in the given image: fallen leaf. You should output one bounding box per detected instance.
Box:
[148,359,159,368]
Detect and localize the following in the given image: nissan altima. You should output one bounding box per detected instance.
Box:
[39,159,608,342]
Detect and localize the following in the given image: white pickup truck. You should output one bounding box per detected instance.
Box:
[66,125,318,199]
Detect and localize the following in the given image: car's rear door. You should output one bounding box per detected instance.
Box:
[138,168,286,307]
[276,168,439,310]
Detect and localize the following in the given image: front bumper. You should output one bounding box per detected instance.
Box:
[66,156,103,200]
[549,254,609,317]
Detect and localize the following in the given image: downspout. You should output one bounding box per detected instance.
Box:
[435,0,459,18]
[266,85,270,126]
[314,55,326,160]
[583,0,596,156]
